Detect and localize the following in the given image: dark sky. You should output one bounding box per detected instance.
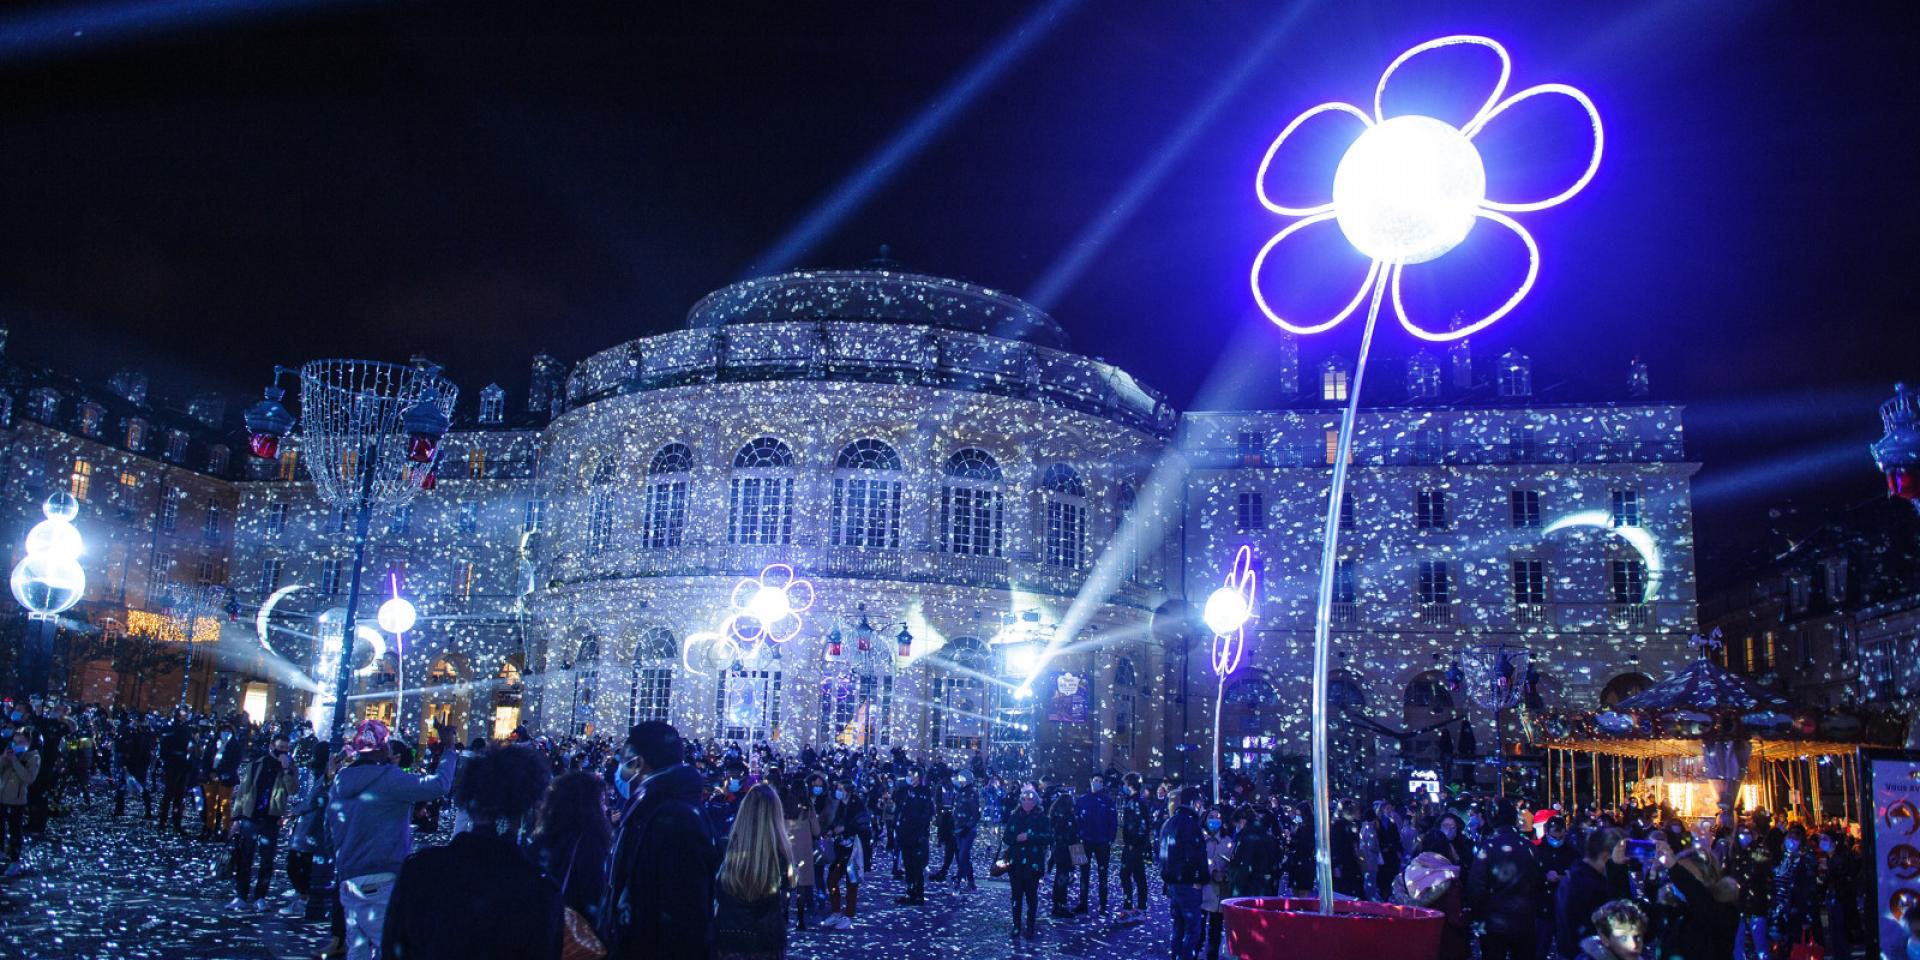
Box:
[0,0,1915,586]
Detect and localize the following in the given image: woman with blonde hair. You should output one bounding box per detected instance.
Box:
[1658,847,1739,960]
[715,782,795,960]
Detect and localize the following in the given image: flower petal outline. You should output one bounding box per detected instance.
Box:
[1250,212,1383,336]
[1375,35,1511,129]
[1468,83,1604,212]
[1390,209,1539,343]
[1255,101,1371,216]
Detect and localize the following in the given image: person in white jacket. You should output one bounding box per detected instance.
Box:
[0,726,41,865]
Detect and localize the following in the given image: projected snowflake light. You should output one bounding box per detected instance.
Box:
[1205,545,1258,676]
[1251,34,1602,342]
[720,563,814,647]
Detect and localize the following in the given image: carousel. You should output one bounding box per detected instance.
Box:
[1538,631,1906,828]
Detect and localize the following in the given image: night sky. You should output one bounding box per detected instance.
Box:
[0,0,1915,586]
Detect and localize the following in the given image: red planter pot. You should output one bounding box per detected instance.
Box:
[1221,897,1445,960]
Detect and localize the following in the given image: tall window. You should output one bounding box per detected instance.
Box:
[628,628,676,726]
[388,503,412,536]
[1610,558,1648,604]
[1338,493,1356,531]
[326,506,347,534]
[1321,361,1350,401]
[831,439,903,548]
[1510,489,1541,529]
[523,499,545,533]
[478,384,505,424]
[70,459,92,500]
[164,431,189,463]
[716,665,781,741]
[277,449,299,482]
[266,502,288,537]
[588,457,618,553]
[450,559,475,600]
[643,444,692,548]
[820,672,894,747]
[1507,426,1536,462]
[940,448,1004,557]
[1415,489,1450,530]
[467,447,487,479]
[1042,464,1087,569]
[320,557,341,596]
[1333,559,1358,604]
[207,445,230,475]
[258,557,283,595]
[1610,489,1641,528]
[1236,491,1265,531]
[572,639,601,736]
[1417,561,1452,604]
[1236,431,1266,464]
[1115,483,1145,582]
[1412,426,1445,464]
[126,418,147,451]
[1406,351,1441,399]
[728,437,795,545]
[457,500,478,536]
[204,503,223,542]
[1324,428,1350,465]
[1497,349,1532,397]
[1511,560,1547,605]
[160,488,181,532]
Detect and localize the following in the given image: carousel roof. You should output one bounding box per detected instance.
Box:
[1613,657,1788,715]
[1543,737,1866,762]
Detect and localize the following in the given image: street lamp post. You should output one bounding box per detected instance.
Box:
[1872,382,1919,516]
[158,581,237,710]
[244,360,454,750]
[1455,643,1530,797]
[10,492,85,697]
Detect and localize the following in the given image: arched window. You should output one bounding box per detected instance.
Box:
[643,443,692,549]
[1115,482,1146,583]
[1114,656,1138,687]
[930,637,992,751]
[830,438,903,548]
[587,458,618,553]
[571,638,600,736]
[939,448,1004,557]
[716,660,782,742]
[1041,464,1087,569]
[728,437,795,545]
[629,628,676,725]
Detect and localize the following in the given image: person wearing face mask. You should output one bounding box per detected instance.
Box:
[1227,806,1281,898]
[1117,773,1153,920]
[947,771,981,893]
[1001,785,1052,940]
[1421,811,1470,867]
[1555,827,1623,960]
[1199,807,1232,960]
[1467,798,1541,960]
[1161,786,1210,960]
[0,726,40,865]
[707,758,749,860]
[1820,828,1860,960]
[1535,816,1576,959]
[227,733,298,910]
[894,768,935,907]
[1768,823,1818,951]
[1724,824,1774,960]
[199,723,244,841]
[783,777,820,931]
[600,721,716,960]
[821,779,869,928]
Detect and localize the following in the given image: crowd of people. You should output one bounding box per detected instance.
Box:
[0,691,1905,960]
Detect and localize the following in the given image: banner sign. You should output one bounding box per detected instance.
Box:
[1047,672,1089,724]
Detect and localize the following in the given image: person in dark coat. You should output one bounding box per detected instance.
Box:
[1330,799,1366,897]
[113,715,154,818]
[600,722,717,960]
[713,782,792,960]
[1658,848,1739,960]
[1420,811,1471,866]
[1226,806,1282,897]
[1002,786,1051,940]
[156,710,194,831]
[893,770,935,905]
[1047,787,1081,917]
[946,772,981,892]
[527,771,612,923]
[1768,823,1818,949]
[1466,800,1539,960]
[1554,827,1622,960]
[1118,773,1153,915]
[381,746,561,960]
[1161,787,1209,960]
[1073,774,1117,913]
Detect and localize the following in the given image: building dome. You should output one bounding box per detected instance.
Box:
[686,269,1071,349]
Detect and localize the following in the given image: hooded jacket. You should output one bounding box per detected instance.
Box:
[381,828,564,960]
[599,763,717,960]
[329,751,458,881]
[1467,826,1541,939]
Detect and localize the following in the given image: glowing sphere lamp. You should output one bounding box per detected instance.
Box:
[1244,33,1603,931]
[377,595,417,635]
[12,493,86,620]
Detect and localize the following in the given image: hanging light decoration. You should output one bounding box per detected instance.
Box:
[896,623,913,659]
[242,375,295,460]
[402,384,452,464]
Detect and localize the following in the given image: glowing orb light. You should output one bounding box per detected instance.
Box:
[12,494,86,620]
[1206,546,1258,676]
[1252,34,1602,342]
[377,595,417,635]
[722,563,814,647]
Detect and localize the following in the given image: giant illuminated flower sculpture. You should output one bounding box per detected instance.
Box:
[1250,35,1602,341]
[720,563,814,648]
[1204,546,1258,676]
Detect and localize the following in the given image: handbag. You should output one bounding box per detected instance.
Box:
[990,855,1012,878]
[557,836,607,960]
[1787,931,1824,960]
[1069,843,1088,867]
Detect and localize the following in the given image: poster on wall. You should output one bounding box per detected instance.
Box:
[1047,672,1089,724]
[1860,748,1920,960]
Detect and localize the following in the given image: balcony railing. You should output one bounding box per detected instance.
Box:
[1237,598,1692,635]
[1185,439,1686,470]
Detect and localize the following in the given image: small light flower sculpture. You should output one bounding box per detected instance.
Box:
[1248,35,1602,915]
[721,563,815,651]
[1204,545,1259,803]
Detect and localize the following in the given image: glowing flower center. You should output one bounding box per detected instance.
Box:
[1332,115,1486,264]
[1202,586,1251,637]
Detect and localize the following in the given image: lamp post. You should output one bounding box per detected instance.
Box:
[10,492,85,697]
[158,581,237,710]
[1203,546,1258,805]
[1872,382,1919,515]
[244,360,454,750]
[1455,643,1529,797]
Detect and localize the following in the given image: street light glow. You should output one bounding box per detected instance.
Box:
[1202,585,1251,638]
[1332,115,1486,264]
[377,595,417,635]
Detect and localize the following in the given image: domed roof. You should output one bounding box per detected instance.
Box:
[686,269,1070,349]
